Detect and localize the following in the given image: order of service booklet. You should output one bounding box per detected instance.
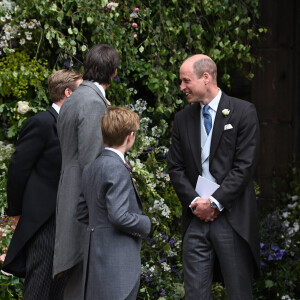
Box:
[195,175,220,198]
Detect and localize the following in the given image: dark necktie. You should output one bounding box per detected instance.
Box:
[203,105,212,135]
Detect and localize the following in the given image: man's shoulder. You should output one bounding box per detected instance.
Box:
[223,93,254,109]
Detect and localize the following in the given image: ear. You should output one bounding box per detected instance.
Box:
[203,72,210,85]
[64,88,72,98]
[112,68,118,78]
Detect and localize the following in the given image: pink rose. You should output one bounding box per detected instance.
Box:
[0,254,6,262]
[132,23,138,28]
[107,2,114,8]
[134,8,139,12]
[134,34,138,39]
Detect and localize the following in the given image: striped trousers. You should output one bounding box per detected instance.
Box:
[23,216,66,300]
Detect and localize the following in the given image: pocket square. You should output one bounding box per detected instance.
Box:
[224,124,233,130]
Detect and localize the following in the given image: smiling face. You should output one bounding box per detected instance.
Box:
[180,60,207,104]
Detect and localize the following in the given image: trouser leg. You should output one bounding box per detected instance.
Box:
[183,217,214,300]
[211,214,254,300]
[23,216,66,300]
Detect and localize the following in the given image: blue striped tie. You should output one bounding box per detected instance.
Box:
[203,105,212,135]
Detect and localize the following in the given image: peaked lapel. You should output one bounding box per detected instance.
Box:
[210,93,232,163]
[187,103,202,175]
[47,106,58,122]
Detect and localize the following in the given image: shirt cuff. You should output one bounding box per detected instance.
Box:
[209,196,224,211]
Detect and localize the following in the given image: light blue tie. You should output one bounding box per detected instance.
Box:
[203,105,212,135]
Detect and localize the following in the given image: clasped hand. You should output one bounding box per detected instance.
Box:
[189,198,219,222]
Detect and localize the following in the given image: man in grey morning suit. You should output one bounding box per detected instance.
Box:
[53,44,120,300]
[167,55,260,299]
[3,70,82,300]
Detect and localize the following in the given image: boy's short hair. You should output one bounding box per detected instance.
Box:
[48,69,82,103]
[101,107,139,147]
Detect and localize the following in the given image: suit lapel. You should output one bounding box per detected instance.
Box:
[102,150,142,204]
[47,106,58,122]
[187,103,202,175]
[210,93,232,162]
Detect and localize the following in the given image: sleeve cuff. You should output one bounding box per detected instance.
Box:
[209,196,224,211]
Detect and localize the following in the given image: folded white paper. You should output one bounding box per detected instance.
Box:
[195,175,220,198]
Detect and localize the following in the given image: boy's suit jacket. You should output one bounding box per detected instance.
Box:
[77,149,151,300]
[167,93,260,276]
[3,107,61,277]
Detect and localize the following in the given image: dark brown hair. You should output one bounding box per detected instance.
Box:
[83,44,120,85]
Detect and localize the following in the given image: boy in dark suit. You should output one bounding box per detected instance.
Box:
[77,107,151,300]
[2,69,82,300]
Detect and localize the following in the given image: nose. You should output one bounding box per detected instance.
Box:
[180,81,186,91]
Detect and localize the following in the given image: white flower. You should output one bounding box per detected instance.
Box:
[19,38,25,45]
[1,40,8,47]
[20,20,27,28]
[282,211,290,218]
[4,25,12,34]
[222,109,230,116]
[17,101,30,114]
[25,32,32,40]
[164,174,170,181]
[287,202,297,209]
[5,13,11,20]
[161,262,171,272]
[27,22,35,29]
[291,195,298,201]
[0,17,6,22]
[156,171,164,179]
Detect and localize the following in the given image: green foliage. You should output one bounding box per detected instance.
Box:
[253,166,300,300]
[3,0,266,117]
[0,141,14,215]
[0,218,23,299]
[0,0,270,299]
[0,50,50,140]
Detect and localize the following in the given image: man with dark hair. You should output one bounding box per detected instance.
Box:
[168,54,260,299]
[2,69,82,300]
[53,44,120,300]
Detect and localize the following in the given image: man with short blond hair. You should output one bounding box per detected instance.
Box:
[2,69,82,300]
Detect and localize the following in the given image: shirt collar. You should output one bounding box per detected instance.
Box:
[93,81,106,99]
[105,147,125,163]
[200,89,222,112]
[52,102,60,114]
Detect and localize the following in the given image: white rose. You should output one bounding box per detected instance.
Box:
[222,109,230,116]
[17,101,30,114]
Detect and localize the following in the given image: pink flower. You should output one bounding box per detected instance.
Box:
[134,34,138,39]
[132,23,138,28]
[107,2,114,8]
[134,7,139,12]
[11,225,16,230]
[0,254,6,262]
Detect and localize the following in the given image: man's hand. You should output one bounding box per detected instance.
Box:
[189,198,219,222]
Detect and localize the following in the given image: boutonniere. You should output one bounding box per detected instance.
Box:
[222,109,230,117]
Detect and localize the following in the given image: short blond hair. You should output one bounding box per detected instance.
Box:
[101,107,139,147]
[48,69,82,103]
